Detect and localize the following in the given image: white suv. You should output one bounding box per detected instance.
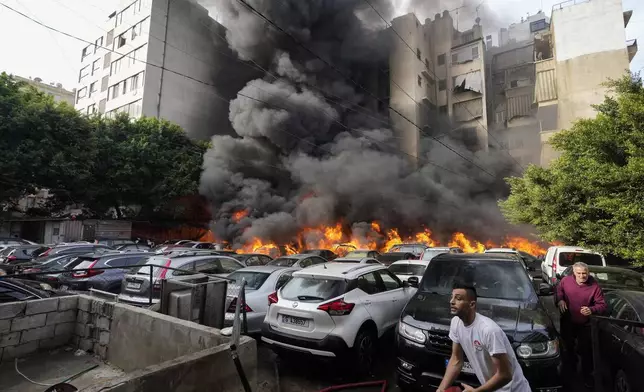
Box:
[541,246,606,284]
[261,263,416,372]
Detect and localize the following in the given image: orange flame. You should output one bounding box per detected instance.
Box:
[449,232,486,253]
[501,236,548,256]
[232,210,249,223]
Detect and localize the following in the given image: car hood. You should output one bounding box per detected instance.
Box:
[402,292,557,341]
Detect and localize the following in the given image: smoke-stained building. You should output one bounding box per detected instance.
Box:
[387,10,489,162]
[74,0,257,139]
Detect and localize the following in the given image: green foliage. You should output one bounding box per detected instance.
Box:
[0,72,208,221]
[500,73,644,262]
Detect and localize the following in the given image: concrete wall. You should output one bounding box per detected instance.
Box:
[0,296,77,362]
[84,336,257,392]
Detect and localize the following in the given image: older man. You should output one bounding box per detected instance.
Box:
[556,262,606,382]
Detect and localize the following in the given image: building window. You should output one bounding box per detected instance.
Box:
[510,80,518,88]
[122,79,128,95]
[437,54,445,66]
[92,59,101,75]
[116,34,127,49]
[472,46,479,59]
[530,19,547,32]
[452,53,458,64]
[87,104,96,115]
[101,75,109,92]
[76,87,87,103]
[78,65,89,82]
[106,30,114,46]
[52,227,60,236]
[462,32,474,43]
[416,48,421,60]
[417,75,422,87]
[89,82,97,97]
[439,105,447,114]
[94,36,103,53]
[438,79,446,91]
[81,45,92,61]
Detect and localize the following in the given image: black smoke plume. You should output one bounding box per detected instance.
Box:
[198,0,522,249]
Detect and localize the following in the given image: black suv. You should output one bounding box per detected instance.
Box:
[396,253,562,391]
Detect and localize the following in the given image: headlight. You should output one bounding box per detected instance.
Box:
[516,340,559,358]
[399,322,426,344]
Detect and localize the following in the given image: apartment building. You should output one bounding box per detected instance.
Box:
[388,11,489,163]
[486,11,551,167]
[74,0,255,138]
[536,0,637,166]
[13,75,75,105]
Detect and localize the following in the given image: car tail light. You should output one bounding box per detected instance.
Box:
[72,261,102,278]
[227,298,252,312]
[7,255,17,262]
[153,259,172,291]
[317,298,354,316]
[39,248,52,257]
[551,254,558,283]
[268,291,278,306]
[23,268,41,273]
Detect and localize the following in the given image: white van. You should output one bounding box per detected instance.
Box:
[541,246,606,284]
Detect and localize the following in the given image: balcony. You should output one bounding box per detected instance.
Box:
[534,58,557,104]
[627,39,638,63]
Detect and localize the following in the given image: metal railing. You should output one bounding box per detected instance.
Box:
[589,315,644,392]
[552,0,591,11]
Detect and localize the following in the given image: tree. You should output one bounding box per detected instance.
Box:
[0,73,209,223]
[0,72,95,210]
[499,73,644,262]
[84,115,209,219]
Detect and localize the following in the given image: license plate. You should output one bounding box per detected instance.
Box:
[127,282,142,290]
[281,314,309,327]
[445,359,475,374]
[60,285,69,291]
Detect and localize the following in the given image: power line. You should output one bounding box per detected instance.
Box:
[363,0,526,173]
[233,0,496,178]
[3,1,488,183]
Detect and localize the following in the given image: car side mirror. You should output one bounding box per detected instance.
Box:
[538,283,553,296]
[407,276,419,288]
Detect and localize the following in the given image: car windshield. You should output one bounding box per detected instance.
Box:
[345,251,369,258]
[228,271,271,290]
[559,252,603,267]
[586,270,644,289]
[421,259,534,301]
[421,250,447,261]
[268,257,297,267]
[281,277,347,302]
[389,263,426,276]
[389,245,424,254]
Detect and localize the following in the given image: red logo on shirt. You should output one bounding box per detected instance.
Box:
[473,339,483,351]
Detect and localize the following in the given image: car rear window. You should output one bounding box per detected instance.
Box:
[389,264,426,276]
[228,271,270,290]
[135,257,171,276]
[346,251,369,258]
[559,252,603,267]
[73,259,99,271]
[390,245,424,254]
[281,277,347,302]
[0,248,15,256]
[269,257,297,267]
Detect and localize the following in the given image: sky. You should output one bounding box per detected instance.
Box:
[0,0,642,90]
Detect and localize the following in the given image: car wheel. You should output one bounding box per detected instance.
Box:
[353,328,376,374]
[615,369,632,392]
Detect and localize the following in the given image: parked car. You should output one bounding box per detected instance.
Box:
[377,251,417,266]
[116,243,152,252]
[266,254,328,269]
[344,250,381,259]
[555,265,644,293]
[224,266,296,333]
[332,257,381,265]
[485,248,542,279]
[21,254,86,286]
[389,259,429,284]
[58,252,151,293]
[596,290,644,392]
[0,245,47,273]
[231,253,273,266]
[262,263,417,372]
[38,244,115,258]
[96,239,136,247]
[118,254,245,306]
[0,237,36,252]
[419,247,462,262]
[302,249,338,261]
[541,246,605,284]
[396,253,561,391]
[152,240,193,253]
[0,277,65,303]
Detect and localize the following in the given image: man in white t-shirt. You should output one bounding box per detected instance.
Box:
[437,284,531,392]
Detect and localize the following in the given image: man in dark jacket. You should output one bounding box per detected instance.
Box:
[556,261,606,383]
